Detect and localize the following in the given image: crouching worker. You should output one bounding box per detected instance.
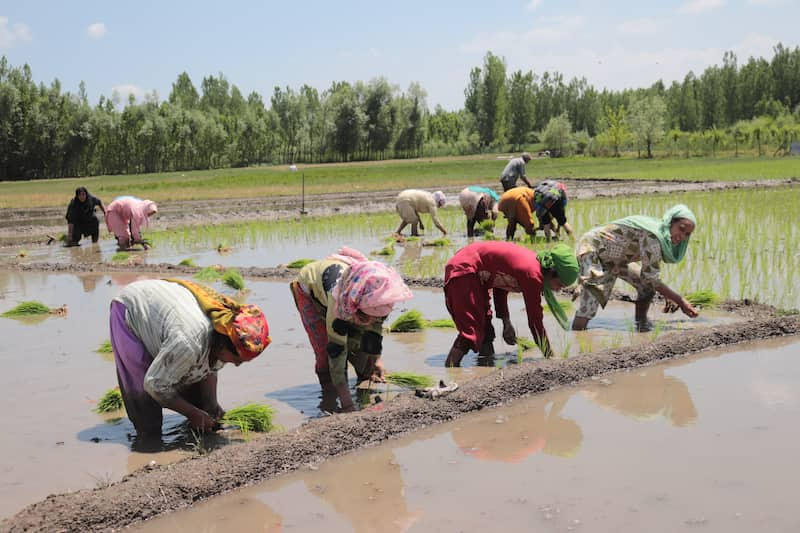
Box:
[109,279,270,439]
[444,241,578,366]
[290,247,412,412]
[459,186,500,237]
[65,186,105,246]
[106,196,158,250]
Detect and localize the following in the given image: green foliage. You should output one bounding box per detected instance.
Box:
[111,252,130,263]
[195,266,224,282]
[543,299,573,315]
[178,258,197,267]
[96,340,113,353]
[424,238,451,247]
[386,372,436,389]
[686,290,721,308]
[222,269,245,290]
[516,337,537,351]
[425,318,456,328]
[1,301,51,317]
[389,310,425,332]
[287,258,314,269]
[221,403,275,433]
[375,244,395,256]
[95,388,124,413]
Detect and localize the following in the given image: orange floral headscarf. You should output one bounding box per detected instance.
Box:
[166,278,270,361]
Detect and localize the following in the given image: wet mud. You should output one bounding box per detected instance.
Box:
[4,307,798,532]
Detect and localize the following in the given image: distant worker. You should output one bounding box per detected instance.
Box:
[394,189,447,237]
[65,186,105,246]
[290,247,412,412]
[459,186,500,237]
[533,179,573,241]
[105,196,158,250]
[497,186,537,241]
[499,152,533,191]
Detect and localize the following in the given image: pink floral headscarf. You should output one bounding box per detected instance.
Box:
[328,247,412,325]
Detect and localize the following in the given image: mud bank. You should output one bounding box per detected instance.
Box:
[1,177,796,247]
[4,308,798,532]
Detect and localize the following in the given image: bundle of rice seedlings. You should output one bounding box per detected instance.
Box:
[1,301,51,318]
[217,243,232,254]
[195,266,224,282]
[423,238,451,247]
[221,402,275,433]
[374,244,395,256]
[386,372,436,389]
[95,387,124,413]
[222,269,245,290]
[425,318,456,328]
[178,258,197,267]
[96,340,113,353]
[111,252,130,263]
[390,309,425,332]
[516,336,538,351]
[287,258,314,269]
[17,249,27,258]
[686,290,721,308]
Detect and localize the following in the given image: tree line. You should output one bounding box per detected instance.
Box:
[1,43,799,180]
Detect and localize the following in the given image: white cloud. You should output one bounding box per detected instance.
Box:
[616,18,660,34]
[87,22,107,39]
[0,16,32,49]
[111,84,146,103]
[527,0,543,10]
[461,15,585,52]
[746,0,786,4]
[677,0,726,14]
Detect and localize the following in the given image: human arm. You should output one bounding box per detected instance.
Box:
[162,393,219,432]
[656,282,699,318]
[430,208,447,235]
[520,175,534,188]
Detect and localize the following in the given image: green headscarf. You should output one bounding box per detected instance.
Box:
[611,204,697,264]
[538,244,579,330]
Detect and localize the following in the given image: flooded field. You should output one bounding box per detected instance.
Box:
[134,336,800,533]
[0,270,737,519]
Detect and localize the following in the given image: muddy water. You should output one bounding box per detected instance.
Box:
[134,336,800,533]
[0,271,736,518]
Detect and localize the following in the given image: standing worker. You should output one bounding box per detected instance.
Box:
[497,186,538,241]
[571,204,700,332]
[290,247,412,412]
[394,189,448,237]
[65,186,105,246]
[109,279,271,439]
[499,153,533,191]
[459,186,500,237]
[533,179,573,241]
[443,241,578,366]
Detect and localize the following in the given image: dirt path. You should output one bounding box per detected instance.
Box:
[1,177,796,247]
[3,306,798,532]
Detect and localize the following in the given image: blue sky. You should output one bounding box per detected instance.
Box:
[1,0,797,111]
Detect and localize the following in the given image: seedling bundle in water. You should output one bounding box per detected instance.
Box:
[386,372,436,389]
[1,301,51,318]
[222,269,245,290]
[425,318,456,328]
[221,403,275,433]
[287,259,314,269]
[390,310,425,332]
[686,290,721,308]
[111,252,130,263]
[423,238,451,247]
[516,336,538,351]
[96,340,113,353]
[178,258,197,267]
[95,387,124,413]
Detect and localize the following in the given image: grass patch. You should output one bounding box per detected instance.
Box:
[178,258,197,267]
[95,387,124,413]
[389,309,425,332]
[195,266,224,282]
[423,238,451,247]
[1,301,51,317]
[111,252,130,263]
[96,340,113,353]
[287,258,314,269]
[686,290,721,308]
[222,269,245,290]
[385,372,436,389]
[221,402,275,433]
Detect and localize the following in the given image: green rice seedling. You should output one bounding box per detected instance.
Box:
[516,343,524,364]
[95,387,124,413]
[578,335,594,354]
[188,429,210,456]
[425,318,456,328]
[195,266,224,282]
[96,340,113,353]
[543,299,573,315]
[650,320,666,342]
[386,372,436,389]
[477,219,495,233]
[217,243,233,254]
[516,337,537,351]
[222,269,246,290]
[221,402,275,433]
[1,301,52,318]
[178,258,197,267]
[111,252,130,263]
[389,310,426,332]
[374,244,395,256]
[610,333,625,349]
[287,258,314,269]
[685,290,721,308]
[423,238,451,247]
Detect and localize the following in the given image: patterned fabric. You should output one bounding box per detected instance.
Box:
[290,281,333,375]
[332,260,412,324]
[574,256,654,319]
[611,204,696,264]
[166,278,270,361]
[533,180,567,216]
[575,224,662,312]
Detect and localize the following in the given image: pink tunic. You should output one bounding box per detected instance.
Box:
[105,197,158,242]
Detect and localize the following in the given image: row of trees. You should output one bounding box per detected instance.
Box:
[1,43,799,180]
